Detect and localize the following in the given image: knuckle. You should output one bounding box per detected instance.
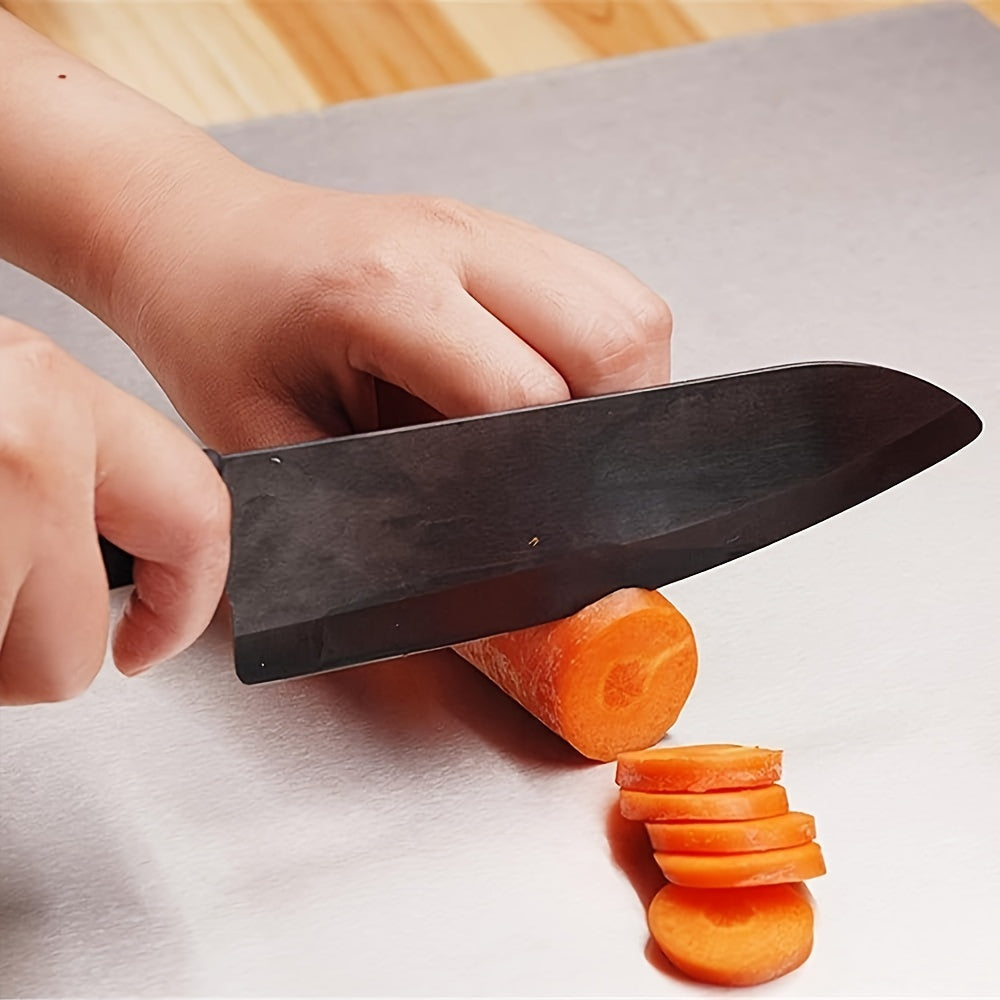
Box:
[0,425,42,496]
[0,339,69,489]
[174,480,232,568]
[588,323,651,380]
[297,196,480,319]
[48,659,102,702]
[418,195,478,235]
[325,236,417,299]
[578,295,673,387]
[203,470,233,536]
[1,326,63,377]
[200,482,233,571]
[509,368,571,409]
[12,651,103,704]
[358,238,411,286]
[0,315,45,346]
[605,324,650,366]
[634,294,674,343]
[0,426,38,486]
[296,241,409,314]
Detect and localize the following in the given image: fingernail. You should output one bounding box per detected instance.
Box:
[120,661,152,678]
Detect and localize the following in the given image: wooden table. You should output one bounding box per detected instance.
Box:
[6,0,999,125]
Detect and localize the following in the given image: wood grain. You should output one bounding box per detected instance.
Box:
[4,1,998,124]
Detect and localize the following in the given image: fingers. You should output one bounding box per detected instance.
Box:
[0,326,111,703]
[0,320,230,703]
[92,383,231,675]
[461,211,673,396]
[311,196,670,429]
[0,505,111,705]
[347,277,571,418]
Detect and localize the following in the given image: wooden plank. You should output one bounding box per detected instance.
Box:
[248,1,490,104]
[4,1,322,122]
[3,1,992,125]
[437,1,592,76]
[675,1,917,40]
[540,1,701,54]
[974,0,1000,26]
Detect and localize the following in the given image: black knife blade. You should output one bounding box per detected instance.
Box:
[101,362,982,683]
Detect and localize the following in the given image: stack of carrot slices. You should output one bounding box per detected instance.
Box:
[615,744,825,987]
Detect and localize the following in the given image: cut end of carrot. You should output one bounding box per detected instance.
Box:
[616,743,783,792]
[455,588,697,761]
[601,656,647,710]
[648,883,814,987]
[562,601,697,760]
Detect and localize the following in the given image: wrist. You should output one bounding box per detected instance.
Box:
[0,13,259,342]
[89,139,259,345]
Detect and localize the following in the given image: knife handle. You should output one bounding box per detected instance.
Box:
[99,449,223,589]
[100,536,135,589]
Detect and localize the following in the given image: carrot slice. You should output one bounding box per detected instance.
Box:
[454,588,697,761]
[646,812,816,853]
[647,883,814,987]
[654,841,826,888]
[620,784,788,822]
[616,744,782,792]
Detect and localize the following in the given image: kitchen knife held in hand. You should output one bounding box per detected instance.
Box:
[100,362,982,684]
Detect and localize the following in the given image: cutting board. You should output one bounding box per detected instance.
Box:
[1,5,997,995]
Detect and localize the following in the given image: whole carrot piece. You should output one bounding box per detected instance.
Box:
[454,588,697,761]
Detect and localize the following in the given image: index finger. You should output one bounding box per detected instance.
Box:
[91,379,231,675]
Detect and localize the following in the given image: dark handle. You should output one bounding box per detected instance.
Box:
[100,536,136,588]
[100,449,224,589]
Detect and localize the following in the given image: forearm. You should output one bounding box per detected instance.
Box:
[0,12,244,325]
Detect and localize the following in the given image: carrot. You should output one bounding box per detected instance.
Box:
[454,588,697,761]
[646,811,816,853]
[647,883,814,987]
[653,841,826,888]
[619,784,788,822]
[616,743,782,792]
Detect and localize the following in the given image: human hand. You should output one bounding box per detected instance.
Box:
[2,12,671,454]
[0,318,230,703]
[100,169,673,451]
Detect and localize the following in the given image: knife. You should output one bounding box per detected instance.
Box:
[100,362,982,684]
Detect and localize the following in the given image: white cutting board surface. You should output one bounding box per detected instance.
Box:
[1,5,998,996]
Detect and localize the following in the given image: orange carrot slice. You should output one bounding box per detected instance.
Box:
[620,784,788,822]
[654,841,826,888]
[648,883,814,987]
[616,744,782,792]
[646,812,816,853]
[454,588,697,761]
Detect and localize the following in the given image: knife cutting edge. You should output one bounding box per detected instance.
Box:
[100,362,982,684]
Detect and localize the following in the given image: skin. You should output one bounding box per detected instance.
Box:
[0,11,673,703]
